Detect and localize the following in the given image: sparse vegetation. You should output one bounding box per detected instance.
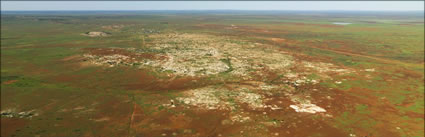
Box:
[1,11,423,137]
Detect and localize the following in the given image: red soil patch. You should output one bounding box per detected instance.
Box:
[270,38,286,44]
[398,24,416,26]
[268,116,348,137]
[2,80,18,85]
[124,71,209,92]
[132,108,229,137]
[1,118,29,137]
[90,95,133,137]
[331,87,409,136]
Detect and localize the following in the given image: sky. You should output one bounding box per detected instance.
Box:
[1,1,424,11]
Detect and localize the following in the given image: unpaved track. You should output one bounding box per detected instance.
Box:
[128,103,137,136]
[311,46,422,68]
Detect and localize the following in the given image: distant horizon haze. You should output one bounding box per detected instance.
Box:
[1,1,424,11]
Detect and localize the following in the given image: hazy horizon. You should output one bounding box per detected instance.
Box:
[1,1,424,11]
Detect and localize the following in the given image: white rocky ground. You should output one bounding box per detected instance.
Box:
[177,87,227,110]
[302,61,352,74]
[174,86,279,111]
[82,33,352,79]
[173,84,327,115]
[1,109,38,119]
[289,103,326,114]
[143,33,294,77]
[83,54,132,67]
[82,31,110,37]
[82,32,356,115]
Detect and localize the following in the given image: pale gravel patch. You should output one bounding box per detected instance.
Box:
[230,114,252,123]
[289,104,326,114]
[176,86,271,110]
[302,61,353,74]
[82,31,110,37]
[83,54,134,67]
[177,87,228,110]
[364,68,376,72]
[145,33,294,77]
[1,109,39,119]
[287,94,327,114]
[236,92,266,109]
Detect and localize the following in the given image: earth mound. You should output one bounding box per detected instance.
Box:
[82,31,110,37]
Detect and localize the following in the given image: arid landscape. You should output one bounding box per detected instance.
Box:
[1,10,424,137]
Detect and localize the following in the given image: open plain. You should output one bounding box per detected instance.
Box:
[1,11,424,137]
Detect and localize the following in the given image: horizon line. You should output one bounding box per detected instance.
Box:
[2,9,424,11]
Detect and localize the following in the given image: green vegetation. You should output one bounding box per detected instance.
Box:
[220,57,234,73]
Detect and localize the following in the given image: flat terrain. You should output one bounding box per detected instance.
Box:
[1,11,424,137]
